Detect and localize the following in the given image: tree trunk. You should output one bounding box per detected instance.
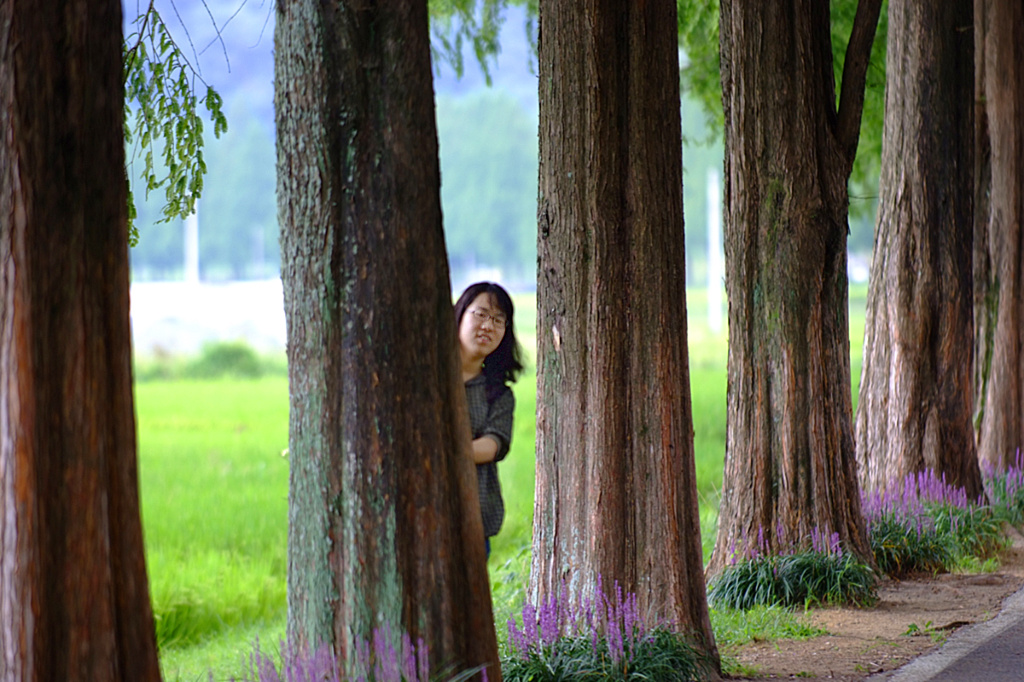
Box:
[708,0,882,575]
[0,1,162,680]
[855,1,981,498]
[973,0,1024,473]
[275,1,500,679]
[530,0,719,666]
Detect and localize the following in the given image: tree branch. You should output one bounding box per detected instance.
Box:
[122,0,156,84]
[835,0,884,173]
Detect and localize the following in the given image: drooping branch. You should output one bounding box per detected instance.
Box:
[122,0,230,243]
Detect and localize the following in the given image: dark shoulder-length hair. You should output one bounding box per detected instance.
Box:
[454,281,524,391]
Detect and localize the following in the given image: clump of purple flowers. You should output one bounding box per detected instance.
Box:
[724,522,844,566]
[861,468,972,528]
[506,577,643,666]
[503,577,712,681]
[232,626,444,682]
[982,449,1024,525]
[861,468,1003,577]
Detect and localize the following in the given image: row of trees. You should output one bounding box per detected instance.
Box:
[275,0,1024,675]
[3,0,1022,680]
[712,0,1024,577]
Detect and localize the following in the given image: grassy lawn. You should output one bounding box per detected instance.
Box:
[137,378,289,680]
[140,287,869,679]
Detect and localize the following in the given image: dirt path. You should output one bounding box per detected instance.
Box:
[724,527,1024,680]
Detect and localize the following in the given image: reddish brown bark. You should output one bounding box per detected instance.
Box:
[530,0,718,668]
[275,1,499,679]
[973,0,1024,473]
[0,1,162,679]
[856,0,982,498]
[708,0,882,575]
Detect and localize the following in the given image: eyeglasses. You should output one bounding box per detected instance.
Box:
[468,308,507,329]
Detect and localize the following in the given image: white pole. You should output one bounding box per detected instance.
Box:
[184,203,199,284]
[707,167,723,333]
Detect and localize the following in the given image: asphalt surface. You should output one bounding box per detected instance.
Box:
[870,580,1024,681]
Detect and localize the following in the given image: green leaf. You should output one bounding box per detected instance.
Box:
[122,4,228,242]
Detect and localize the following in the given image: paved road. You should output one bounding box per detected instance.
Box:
[871,582,1024,681]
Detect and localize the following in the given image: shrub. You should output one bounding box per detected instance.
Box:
[503,579,715,682]
[186,340,264,379]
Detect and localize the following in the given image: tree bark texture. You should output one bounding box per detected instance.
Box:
[275,1,500,679]
[708,0,882,575]
[530,0,718,666]
[0,1,162,680]
[973,0,1024,473]
[855,0,981,497]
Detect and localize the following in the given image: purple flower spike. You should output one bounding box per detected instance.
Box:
[522,602,538,651]
[401,633,416,681]
[417,637,429,682]
[540,595,559,647]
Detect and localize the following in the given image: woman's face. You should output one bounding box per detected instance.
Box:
[458,292,507,361]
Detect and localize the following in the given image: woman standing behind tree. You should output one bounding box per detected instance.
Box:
[454,282,524,556]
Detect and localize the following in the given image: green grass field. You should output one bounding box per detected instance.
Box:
[140,287,868,679]
[137,378,289,680]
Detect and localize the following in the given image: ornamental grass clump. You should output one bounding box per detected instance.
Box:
[862,469,1003,577]
[931,500,1003,561]
[503,578,715,681]
[982,449,1024,526]
[861,471,951,577]
[863,511,948,578]
[707,526,876,610]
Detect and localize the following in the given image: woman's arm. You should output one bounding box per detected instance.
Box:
[471,435,501,464]
[480,388,514,462]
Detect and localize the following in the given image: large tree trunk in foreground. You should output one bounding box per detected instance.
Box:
[530,0,718,667]
[856,0,981,498]
[0,1,162,679]
[708,0,882,575]
[275,1,499,679]
[973,0,1024,473]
